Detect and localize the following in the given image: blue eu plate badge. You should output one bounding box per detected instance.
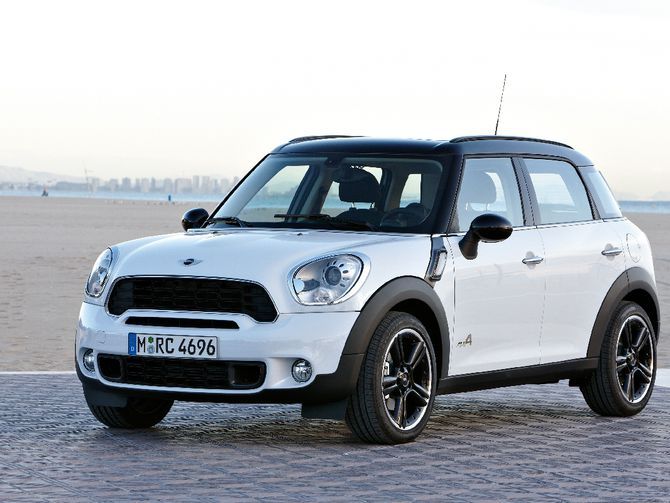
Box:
[128,333,137,356]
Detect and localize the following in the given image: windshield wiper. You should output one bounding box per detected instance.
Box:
[205,216,249,227]
[273,213,374,231]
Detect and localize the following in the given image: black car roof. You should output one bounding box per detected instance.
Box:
[272,135,593,166]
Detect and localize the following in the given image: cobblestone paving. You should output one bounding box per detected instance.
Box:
[1,375,669,502]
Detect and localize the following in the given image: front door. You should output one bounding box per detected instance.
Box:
[446,157,545,375]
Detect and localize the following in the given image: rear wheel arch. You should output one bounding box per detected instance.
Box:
[343,276,450,380]
[624,287,659,341]
[587,267,659,358]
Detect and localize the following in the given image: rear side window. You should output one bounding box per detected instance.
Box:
[524,159,593,225]
[455,158,524,232]
[579,166,623,219]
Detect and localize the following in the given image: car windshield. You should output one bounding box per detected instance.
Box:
[208,155,445,233]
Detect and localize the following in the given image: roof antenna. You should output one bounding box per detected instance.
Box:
[494,74,507,136]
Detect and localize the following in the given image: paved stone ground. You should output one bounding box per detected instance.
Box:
[1,375,669,502]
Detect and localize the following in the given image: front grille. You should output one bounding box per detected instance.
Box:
[97,354,265,390]
[107,277,277,322]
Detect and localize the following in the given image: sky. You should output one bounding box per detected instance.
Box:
[0,0,669,199]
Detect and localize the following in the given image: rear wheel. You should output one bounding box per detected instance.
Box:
[580,301,656,416]
[345,311,437,444]
[86,396,173,428]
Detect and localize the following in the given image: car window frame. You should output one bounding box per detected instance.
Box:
[447,154,533,234]
[516,155,600,227]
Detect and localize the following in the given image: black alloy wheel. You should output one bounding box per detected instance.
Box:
[346,311,437,444]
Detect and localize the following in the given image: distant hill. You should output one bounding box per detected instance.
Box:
[0,165,83,184]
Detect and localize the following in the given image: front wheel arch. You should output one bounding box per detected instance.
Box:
[342,276,450,380]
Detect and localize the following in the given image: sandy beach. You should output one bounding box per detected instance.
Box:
[0,195,668,371]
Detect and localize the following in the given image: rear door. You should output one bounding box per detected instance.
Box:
[447,157,545,375]
[520,158,626,363]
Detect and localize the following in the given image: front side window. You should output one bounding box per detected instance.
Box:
[525,159,593,224]
[210,155,445,233]
[455,158,524,232]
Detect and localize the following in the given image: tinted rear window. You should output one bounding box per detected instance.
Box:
[579,166,623,219]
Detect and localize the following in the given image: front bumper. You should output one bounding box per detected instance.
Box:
[76,302,362,403]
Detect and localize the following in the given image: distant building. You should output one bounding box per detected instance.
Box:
[192,175,200,193]
[201,176,211,194]
[175,177,192,194]
[121,177,132,191]
[163,178,174,194]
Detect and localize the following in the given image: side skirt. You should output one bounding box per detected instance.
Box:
[437,358,598,395]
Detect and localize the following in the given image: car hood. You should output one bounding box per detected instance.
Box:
[108,229,432,313]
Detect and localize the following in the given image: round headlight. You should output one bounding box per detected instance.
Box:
[86,248,114,297]
[292,254,364,305]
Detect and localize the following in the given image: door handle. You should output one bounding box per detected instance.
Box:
[601,247,623,257]
[522,256,544,265]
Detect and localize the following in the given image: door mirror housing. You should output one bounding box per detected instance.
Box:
[459,213,513,260]
[181,208,209,231]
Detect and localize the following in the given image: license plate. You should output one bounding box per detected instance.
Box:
[128,333,218,359]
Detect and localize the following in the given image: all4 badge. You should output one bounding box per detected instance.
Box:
[457,334,472,348]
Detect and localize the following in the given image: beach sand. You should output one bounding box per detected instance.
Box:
[0,195,668,371]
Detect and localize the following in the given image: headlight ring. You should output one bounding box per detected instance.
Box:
[85,248,114,298]
[291,254,367,306]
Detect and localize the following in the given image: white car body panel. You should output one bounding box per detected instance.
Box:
[105,229,431,314]
[537,220,627,364]
[445,227,545,375]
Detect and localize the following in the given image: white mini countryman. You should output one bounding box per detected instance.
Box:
[77,135,660,444]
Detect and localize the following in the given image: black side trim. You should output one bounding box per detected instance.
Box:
[78,353,364,405]
[587,267,660,358]
[438,358,598,394]
[342,276,450,379]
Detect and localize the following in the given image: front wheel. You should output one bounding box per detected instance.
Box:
[580,301,657,416]
[86,396,174,428]
[346,311,437,444]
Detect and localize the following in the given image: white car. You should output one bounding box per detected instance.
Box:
[76,135,660,444]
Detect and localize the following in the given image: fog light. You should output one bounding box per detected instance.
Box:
[83,349,95,372]
[291,359,313,383]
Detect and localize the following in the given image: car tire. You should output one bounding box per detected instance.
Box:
[345,311,437,444]
[580,301,657,416]
[86,396,174,428]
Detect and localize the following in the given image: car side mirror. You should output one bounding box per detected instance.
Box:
[459,213,513,260]
[181,208,209,231]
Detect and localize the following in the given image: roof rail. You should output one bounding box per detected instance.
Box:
[288,135,362,144]
[449,135,573,149]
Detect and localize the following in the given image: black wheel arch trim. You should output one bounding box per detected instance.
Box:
[341,275,450,379]
[587,266,660,358]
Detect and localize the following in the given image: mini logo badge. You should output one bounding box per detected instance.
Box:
[181,258,202,266]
